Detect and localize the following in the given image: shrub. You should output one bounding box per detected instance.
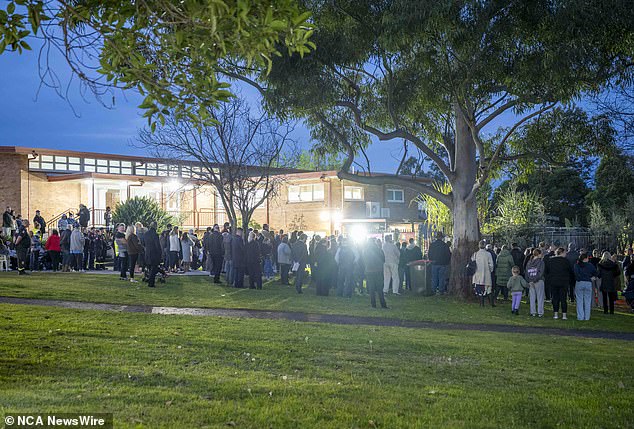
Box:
[112,197,175,230]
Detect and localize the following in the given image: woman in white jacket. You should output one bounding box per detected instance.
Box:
[472,240,495,307]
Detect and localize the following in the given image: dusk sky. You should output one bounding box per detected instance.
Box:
[0,43,406,172]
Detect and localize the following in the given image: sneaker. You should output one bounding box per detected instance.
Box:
[530,313,536,317]
[538,314,543,318]
[393,292,401,296]
[553,313,559,319]
[562,313,567,320]
[119,277,128,281]
[130,279,138,283]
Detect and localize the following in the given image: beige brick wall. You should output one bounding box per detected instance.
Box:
[0,154,24,216]
[27,171,83,221]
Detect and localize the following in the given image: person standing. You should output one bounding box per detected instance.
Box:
[382,234,401,295]
[126,225,142,283]
[104,206,112,234]
[14,220,31,275]
[45,229,61,272]
[545,247,574,320]
[246,231,263,289]
[291,233,309,294]
[2,206,14,237]
[209,225,224,283]
[566,243,580,302]
[143,222,162,288]
[335,237,356,298]
[313,238,330,296]
[59,225,72,272]
[231,228,246,288]
[30,230,42,271]
[589,249,603,309]
[494,245,514,302]
[507,266,528,315]
[573,253,598,321]
[598,252,620,315]
[428,233,451,295]
[472,240,495,307]
[223,227,234,286]
[362,238,388,308]
[180,232,194,272]
[277,235,292,285]
[404,238,423,291]
[78,204,90,230]
[510,243,524,275]
[525,248,546,317]
[168,226,180,272]
[70,225,84,272]
[33,210,46,235]
[114,224,129,280]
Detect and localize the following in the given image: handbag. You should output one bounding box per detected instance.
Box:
[292,262,300,272]
[465,253,477,276]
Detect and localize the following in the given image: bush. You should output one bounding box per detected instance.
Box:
[112,197,175,230]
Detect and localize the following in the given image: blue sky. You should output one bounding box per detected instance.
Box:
[0,45,405,172]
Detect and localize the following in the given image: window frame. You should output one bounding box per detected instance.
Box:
[343,185,364,201]
[386,188,405,203]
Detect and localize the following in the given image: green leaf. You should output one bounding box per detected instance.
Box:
[7,2,15,15]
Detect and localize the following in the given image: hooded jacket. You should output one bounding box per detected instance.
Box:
[494,249,514,286]
[525,258,545,283]
[598,259,621,293]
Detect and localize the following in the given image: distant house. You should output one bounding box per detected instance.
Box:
[0,146,423,237]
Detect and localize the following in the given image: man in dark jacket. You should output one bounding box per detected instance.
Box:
[362,238,388,308]
[2,206,14,237]
[78,204,90,229]
[231,228,246,288]
[209,225,224,283]
[14,220,31,275]
[291,233,309,294]
[545,247,575,319]
[428,233,451,294]
[510,243,524,275]
[33,210,46,235]
[566,243,580,302]
[144,222,162,288]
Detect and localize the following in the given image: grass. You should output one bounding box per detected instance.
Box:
[1,304,633,428]
[1,272,633,333]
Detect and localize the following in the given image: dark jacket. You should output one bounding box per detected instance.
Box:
[545,256,575,289]
[245,240,262,276]
[33,215,46,230]
[405,244,423,264]
[78,207,90,227]
[2,210,13,228]
[231,235,246,268]
[210,231,224,256]
[362,243,385,274]
[291,240,309,265]
[60,229,71,252]
[598,259,620,293]
[428,239,451,265]
[144,228,162,265]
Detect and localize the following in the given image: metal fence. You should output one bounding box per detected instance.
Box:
[483,227,624,252]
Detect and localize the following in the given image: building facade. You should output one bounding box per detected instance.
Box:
[0,146,425,237]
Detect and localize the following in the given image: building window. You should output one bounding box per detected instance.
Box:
[288,183,324,202]
[344,186,363,201]
[387,188,404,203]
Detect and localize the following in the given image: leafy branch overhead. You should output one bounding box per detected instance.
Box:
[0,0,315,127]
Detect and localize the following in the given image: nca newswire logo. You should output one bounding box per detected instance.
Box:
[4,413,113,429]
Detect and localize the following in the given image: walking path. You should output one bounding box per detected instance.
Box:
[1,296,633,341]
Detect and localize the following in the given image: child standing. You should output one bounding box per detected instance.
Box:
[507,266,528,315]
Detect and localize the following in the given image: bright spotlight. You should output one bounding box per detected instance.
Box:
[350,224,367,243]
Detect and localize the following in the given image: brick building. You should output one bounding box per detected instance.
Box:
[0,146,425,238]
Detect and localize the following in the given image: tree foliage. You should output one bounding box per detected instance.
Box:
[587,148,634,213]
[136,96,298,232]
[1,0,314,126]
[482,187,546,246]
[112,197,175,231]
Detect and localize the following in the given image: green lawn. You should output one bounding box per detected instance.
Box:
[1,272,633,333]
[1,304,633,428]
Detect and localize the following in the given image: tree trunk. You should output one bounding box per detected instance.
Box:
[448,105,480,297]
[449,196,480,297]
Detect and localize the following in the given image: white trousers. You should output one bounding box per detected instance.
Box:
[383,263,400,293]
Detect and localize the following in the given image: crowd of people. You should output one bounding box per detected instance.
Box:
[469,239,634,319]
[2,204,634,314]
